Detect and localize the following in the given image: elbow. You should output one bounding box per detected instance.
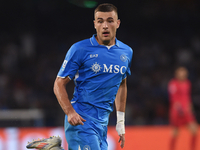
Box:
[53,76,70,96]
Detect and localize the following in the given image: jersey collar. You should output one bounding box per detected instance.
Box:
[90,34,120,47]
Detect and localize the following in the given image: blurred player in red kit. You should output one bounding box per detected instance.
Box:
[168,66,198,150]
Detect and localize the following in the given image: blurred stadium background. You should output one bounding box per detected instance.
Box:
[0,0,200,149]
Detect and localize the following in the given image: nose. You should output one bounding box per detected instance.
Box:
[103,22,108,29]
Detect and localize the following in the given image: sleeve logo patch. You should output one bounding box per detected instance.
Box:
[62,60,68,70]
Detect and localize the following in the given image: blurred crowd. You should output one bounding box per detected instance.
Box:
[0,0,200,127]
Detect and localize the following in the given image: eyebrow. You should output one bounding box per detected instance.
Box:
[97,17,114,20]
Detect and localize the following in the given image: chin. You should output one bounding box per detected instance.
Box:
[102,40,110,45]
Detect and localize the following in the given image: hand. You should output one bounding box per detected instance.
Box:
[116,122,125,135]
[118,134,125,148]
[116,122,125,148]
[67,110,86,126]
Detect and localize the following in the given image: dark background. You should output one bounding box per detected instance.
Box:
[0,0,200,127]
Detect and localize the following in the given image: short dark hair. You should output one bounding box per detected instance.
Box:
[94,3,118,17]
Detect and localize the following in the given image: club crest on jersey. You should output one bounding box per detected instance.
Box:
[120,54,127,62]
[91,62,102,73]
[83,145,91,150]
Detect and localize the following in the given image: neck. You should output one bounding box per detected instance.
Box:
[95,35,115,46]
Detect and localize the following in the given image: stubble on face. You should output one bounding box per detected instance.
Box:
[102,39,112,45]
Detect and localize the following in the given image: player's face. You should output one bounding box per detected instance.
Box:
[175,68,188,81]
[94,11,120,46]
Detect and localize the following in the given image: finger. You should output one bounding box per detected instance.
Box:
[118,135,122,143]
[121,141,124,148]
[121,135,125,148]
[70,118,77,125]
[80,116,86,122]
[71,117,80,126]
[119,134,122,142]
[118,138,124,148]
[69,120,75,126]
[120,139,124,148]
[79,120,84,125]
[77,117,85,125]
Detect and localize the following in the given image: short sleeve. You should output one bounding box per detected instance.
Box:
[57,44,82,80]
[122,48,133,80]
[168,81,177,94]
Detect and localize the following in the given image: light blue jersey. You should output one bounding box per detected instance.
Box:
[58,35,133,150]
[57,34,133,126]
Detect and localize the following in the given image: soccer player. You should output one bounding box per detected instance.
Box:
[168,67,198,150]
[53,3,133,150]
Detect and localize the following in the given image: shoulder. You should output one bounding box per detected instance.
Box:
[168,79,178,93]
[73,38,91,48]
[69,38,91,54]
[118,40,133,52]
[168,79,177,86]
[117,40,133,59]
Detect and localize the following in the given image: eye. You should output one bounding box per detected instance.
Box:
[108,20,114,23]
[98,20,103,23]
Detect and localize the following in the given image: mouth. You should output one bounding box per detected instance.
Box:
[102,31,110,37]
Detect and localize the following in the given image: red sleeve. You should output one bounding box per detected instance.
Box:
[168,80,178,103]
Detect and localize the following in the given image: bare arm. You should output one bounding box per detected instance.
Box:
[115,78,127,112]
[53,77,86,126]
[115,78,127,148]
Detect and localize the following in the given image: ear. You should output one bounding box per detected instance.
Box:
[117,19,121,29]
